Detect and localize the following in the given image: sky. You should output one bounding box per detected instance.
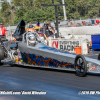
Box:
[7,0,11,3]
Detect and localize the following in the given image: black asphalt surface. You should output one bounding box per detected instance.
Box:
[85,51,100,59]
[0,64,100,100]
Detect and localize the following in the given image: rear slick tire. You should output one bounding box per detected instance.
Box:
[0,45,4,65]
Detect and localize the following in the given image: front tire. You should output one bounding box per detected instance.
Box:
[74,55,87,77]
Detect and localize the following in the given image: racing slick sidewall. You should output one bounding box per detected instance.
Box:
[74,54,87,77]
[0,45,4,64]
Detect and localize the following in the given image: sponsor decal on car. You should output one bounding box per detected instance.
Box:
[91,65,96,69]
[97,66,100,70]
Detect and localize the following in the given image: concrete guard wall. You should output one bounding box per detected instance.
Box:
[59,26,100,35]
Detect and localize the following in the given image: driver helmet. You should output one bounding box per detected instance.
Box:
[28,34,36,46]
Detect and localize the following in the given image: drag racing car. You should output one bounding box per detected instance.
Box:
[0,20,100,77]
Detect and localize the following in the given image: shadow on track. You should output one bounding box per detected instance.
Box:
[3,63,100,77]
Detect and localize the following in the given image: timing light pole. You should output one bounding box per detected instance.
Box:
[43,2,67,38]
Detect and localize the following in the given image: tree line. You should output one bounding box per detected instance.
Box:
[0,0,100,25]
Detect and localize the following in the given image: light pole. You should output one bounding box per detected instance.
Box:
[62,0,67,20]
[43,1,67,38]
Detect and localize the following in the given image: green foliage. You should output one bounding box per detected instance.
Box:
[0,16,4,23]
[0,0,11,24]
[14,9,24,24]
[0,0,100,25]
